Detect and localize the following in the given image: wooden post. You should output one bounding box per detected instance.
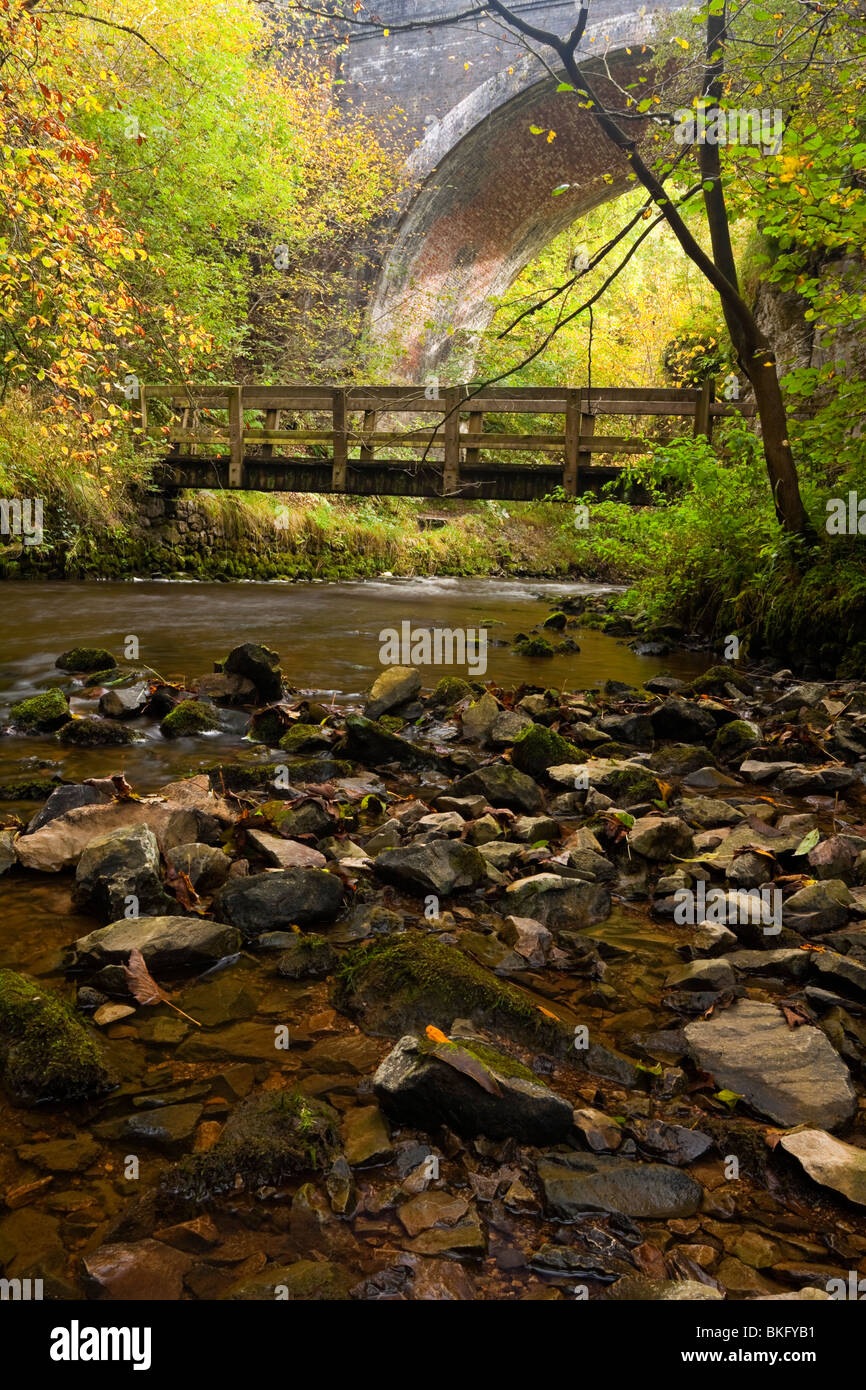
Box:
[443,385,463,494]
[563,389,580,495]
[694,379,712,439]
[261,407,281,460]
[465,409,483,465]
[579,392,595,479]
[228,385,244,489]
[331,387,347,493]
[360,409,377,462]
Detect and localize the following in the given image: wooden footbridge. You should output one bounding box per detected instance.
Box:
[142,382,755,501]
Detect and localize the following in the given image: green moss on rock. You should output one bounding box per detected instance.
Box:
[160,700,221,739]
[428,676,474,707]
[55,648,117,673]
[334,933,560,1048]
[0,969,113,1106]
[58,717,135,746]
[162,1091,340,1200]
[511,723,585,777]
[512,635,554,657]
[10,688,69,732]
[278,722,332,755]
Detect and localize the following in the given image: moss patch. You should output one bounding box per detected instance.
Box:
[511,723,585,777]
[9,688,69,732]
[0,969,113,1106]
[55,647,117,673]
[163,1090,340,1201]
[160,700,221,739]
[333,933,562,1049]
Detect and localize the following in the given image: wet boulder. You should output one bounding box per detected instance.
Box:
[778,1129,866,1207]
[160,700,221,738]
[15,800,215,872]
[450,763,543,814]
[536,1152,702,1220]
[222,642,284,702]
[340,714,442,770]
[58,717,135,747]
[214,868,344,940]
[164,842,231,893]
[98,685,149,719]
[649,697,716,744]
[373,1033,573,1143]
[365,666,422,720]
[505,873,611,934]
[70,915,241,973]
[0,969,113,1106]
[274,934,337,980]
[373,841,487,897]
[712,719,762,761]
[26,783,109,833]
[55,647,117,674]
[9,689,70,732]
[511,724,585,778]
[684,999,857,1130]
[162,1091,340,1200]
[628,815,694,861]
[74,823,175,922]
[782,879,854,935]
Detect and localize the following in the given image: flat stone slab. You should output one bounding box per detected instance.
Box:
[779,1129,866,1207]
[685,999,857,1130]
[72,915,241,971]
[244,829,326,868]
[536,1152,702,1219]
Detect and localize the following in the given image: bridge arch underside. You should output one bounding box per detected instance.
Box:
[372,54,652,380]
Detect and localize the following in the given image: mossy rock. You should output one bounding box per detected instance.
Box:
[160,700,221,739]
[55,648,117,674]
[428,676,474,708]
[225,1259,353,1302]
[333,933,561,1049]
[275,934,337,980]
[58,717,135,747]
[0,777,59,801]
[688,664,752,696]
[247,707,291,747]
[511,723,585,778]
[162,1091,340,1201]
[0,969,113,1106]
[278,722,332,755]
[512,635,555,658]
[595,764,662,804]
[647,744,717,779]
[542,612,568,630]
[10,688,69,732]
[712,719,761,760]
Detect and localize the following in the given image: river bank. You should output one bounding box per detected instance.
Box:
[2,634,866,1301]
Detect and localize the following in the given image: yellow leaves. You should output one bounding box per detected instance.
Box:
[673,36,689,50]
[546,130,556,143]
[537,1005,560,1021]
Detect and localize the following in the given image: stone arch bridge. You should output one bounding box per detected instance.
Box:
[285,1,685,376]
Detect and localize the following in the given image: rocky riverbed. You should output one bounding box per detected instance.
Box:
[3,638,866,1301]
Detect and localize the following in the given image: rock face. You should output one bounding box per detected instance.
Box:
[536,1153,703,1219]
[685,1000,857,1130]
[75,823,175,922]
[83,1240,191,1300]
[214,868,344,939]
[373,1034,573,1143]
[779,1130,866,1207]
[373,841,487,896]
[505,873,611,933]
[365,666,422,720]
[71,916,241,972]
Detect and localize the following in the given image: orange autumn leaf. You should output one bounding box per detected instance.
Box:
[537,1006,560,1020]
[425,1025,450,1044]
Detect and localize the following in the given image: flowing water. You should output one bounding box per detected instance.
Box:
[0,576,704,795]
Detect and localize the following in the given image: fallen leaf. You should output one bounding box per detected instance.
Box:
[431,1043,502,1096]
[425,1024,450,1045]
